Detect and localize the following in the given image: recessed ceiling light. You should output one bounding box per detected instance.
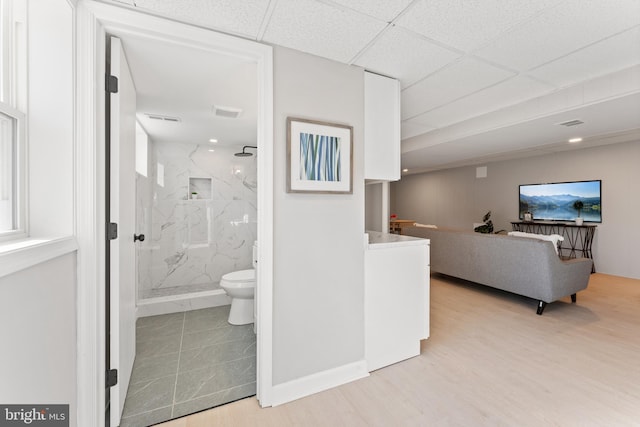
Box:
[209,138,218,143]
[208,149,215,152]
[568,138,583,143]
[402,168,409,173]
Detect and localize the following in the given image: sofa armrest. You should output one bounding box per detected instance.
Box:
[546,257,593,302]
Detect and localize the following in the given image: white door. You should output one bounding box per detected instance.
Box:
[109,36,137,427]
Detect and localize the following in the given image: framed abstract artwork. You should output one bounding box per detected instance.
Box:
[286,117,353,194]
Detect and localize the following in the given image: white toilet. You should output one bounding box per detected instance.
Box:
[220,242,257,325]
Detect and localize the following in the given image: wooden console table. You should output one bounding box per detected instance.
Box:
[511,221,596,272]
[389,220,416,235]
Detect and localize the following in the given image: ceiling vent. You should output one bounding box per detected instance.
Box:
[557,119,584,127]
[213,105,243,119]
[144,113,181,122]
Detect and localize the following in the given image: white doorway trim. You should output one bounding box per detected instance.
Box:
[75,2,274,425]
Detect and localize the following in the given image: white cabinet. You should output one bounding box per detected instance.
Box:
[365,232,430,372]
[364,71,401,181]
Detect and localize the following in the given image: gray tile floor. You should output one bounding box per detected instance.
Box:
[119,305,256,427]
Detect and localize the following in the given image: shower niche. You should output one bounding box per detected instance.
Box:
[188,177,212,200]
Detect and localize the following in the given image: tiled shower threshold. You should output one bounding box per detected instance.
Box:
[140,282,222,299]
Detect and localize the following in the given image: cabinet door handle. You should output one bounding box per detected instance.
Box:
[134,234,145,242]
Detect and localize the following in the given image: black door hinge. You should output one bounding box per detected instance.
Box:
[106,369,118,388]
[107,222,118,240]
[106,74,118,94]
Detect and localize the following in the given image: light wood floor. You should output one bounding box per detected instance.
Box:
[157,273,640,426]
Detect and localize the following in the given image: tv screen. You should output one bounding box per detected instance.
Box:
[519,180,602,223]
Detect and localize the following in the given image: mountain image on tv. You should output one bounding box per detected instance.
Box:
[519,181,602,222]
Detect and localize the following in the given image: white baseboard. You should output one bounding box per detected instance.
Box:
[271,360,369,407]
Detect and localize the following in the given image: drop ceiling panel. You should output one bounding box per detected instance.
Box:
[134,0,271,38]
[401,57,515,120]
[328,0,413,22]
[401,121,435,140]
[529,26,640,88]
[475,0,640,72]
[409,76,553,129]
[355,26,460,88]
[402,92,640,171]
[262,0,387,63]
[395,0,559,52]
[105,0,640,173]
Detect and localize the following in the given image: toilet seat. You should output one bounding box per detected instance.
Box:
[221,269,255,284]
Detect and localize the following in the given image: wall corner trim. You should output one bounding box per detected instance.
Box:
[270,360,369,407]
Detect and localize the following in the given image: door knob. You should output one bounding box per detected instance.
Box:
[134,234,145,242]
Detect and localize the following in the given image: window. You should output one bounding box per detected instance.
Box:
[0,109,15,231]
[0,0,26,240]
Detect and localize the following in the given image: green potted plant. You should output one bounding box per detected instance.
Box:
[573,200,584,225]
[474,211,494,234]
[191,191,198,199]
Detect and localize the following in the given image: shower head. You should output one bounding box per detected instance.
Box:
[234,145,257,157]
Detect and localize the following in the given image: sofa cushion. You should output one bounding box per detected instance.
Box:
[507,231,564,254]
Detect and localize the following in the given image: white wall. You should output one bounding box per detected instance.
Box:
[27,0,74,237]
[0,254,77,426]
[391,140,640,279]
[272,46,365,385]
[365,183,384,232]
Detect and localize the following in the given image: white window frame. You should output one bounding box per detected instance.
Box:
[0,0,27,242]
[0,101,26,241]
[0,0,12,103]
[0,0,77,278]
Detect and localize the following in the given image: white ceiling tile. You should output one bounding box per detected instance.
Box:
[262,0,387,63]
[611,65,640,95]
[328,0,413,22]
[403,92,640,171]
[134,0,271,38]
[401,57,514,120]
[529,26,640,88]
[395,0,558,52]
[355,26,460,88]
[475,0,640,72]
[409,76,553,129]
[401,120,435,140]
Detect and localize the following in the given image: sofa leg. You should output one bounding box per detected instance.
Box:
[571,293,577,303]
[536,300,546,315]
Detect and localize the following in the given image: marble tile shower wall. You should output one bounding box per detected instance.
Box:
[137,141,257,299]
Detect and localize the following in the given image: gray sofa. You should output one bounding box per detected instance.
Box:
[405,227,593,315]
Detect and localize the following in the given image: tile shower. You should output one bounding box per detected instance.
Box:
[136,140,257,307]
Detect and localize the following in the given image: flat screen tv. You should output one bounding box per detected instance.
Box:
[519,180,602,223]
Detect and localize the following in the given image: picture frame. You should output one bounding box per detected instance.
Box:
[287,117,353,194]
